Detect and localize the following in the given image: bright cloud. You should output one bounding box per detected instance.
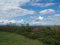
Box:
[40,9,55,14]
[31,3,55,7]
[17,19,25,24]
[0,8,35,19]
[38,16,44,20]
[29,14,60,25]
[0,19,26,25]
[0,0,30,10]
[0,0,60,25]
[29,0,55,7]
[0,20,16,25]
[0,0,35,19]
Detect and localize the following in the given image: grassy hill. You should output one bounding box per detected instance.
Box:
[0,31,47,45]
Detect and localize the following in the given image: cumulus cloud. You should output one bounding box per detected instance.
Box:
[38,16,44,20]
[0,0,30,10]
[0,0,35,19]
[0,19,26,25]
[33,16,44,22]
[29,14,60,25]
[40,9,55,14]
[0,14,60,25]
[17,19,25,24]
[0,19,16,25]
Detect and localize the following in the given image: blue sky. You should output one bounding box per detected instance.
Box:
[0,0,60,25]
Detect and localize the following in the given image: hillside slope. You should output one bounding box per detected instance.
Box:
[0,32,47,45]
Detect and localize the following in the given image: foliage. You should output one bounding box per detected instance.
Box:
[0,32,45,45]
[0,24,60,45]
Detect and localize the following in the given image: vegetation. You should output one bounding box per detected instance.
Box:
[0,24,60,45]
[0,31,45,45]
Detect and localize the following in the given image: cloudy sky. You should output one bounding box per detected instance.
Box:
[0,0,60,25]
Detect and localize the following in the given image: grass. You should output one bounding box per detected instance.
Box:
[0,31,47,45]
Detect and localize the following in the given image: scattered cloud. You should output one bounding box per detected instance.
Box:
[0,0,35,19]
[0,0,30,10]
[34,16,44,21]
[0,14,60,25]
[0,0,60,25]
[17,19,25,24]
[29,14,60,25]
[29,0,55,7]
[0,19,26,25]
[0,20,16,25]
[40,9,55,14]
[0,8,35,19]
[31,3,55,7]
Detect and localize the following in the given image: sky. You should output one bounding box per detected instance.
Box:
[0,0,60,25]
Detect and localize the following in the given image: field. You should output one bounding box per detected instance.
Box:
[0,31,47,45]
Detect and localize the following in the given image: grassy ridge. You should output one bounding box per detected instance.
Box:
[0,31,46,45]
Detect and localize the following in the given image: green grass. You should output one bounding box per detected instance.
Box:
[0,31,47,45]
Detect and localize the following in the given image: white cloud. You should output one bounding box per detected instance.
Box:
[40,9,55,14]
[31,3,55,7]
[0,0,35,19]
[0,0,30,10]
[0,8,35,19]
[38,16,44,20]
[0,14,60,25]
[0,19,16,25]
[29,14,60,25]
[9,20,16,23]
[33,16,44,22]
[48,14,60,21]
[0,19,26,25]
[29,0,55,7]
[17,19,25,24]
